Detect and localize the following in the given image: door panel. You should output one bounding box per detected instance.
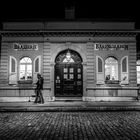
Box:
[55,64,83,96]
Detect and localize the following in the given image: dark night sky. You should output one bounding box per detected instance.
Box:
[0,0,140,50]
[0,0,140,28]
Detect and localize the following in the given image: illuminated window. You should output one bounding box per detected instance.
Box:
[55,49,82,64]
[105,57,118,81]
[63,50,75,63]
[19,57,32,80]
[137,60,140,84]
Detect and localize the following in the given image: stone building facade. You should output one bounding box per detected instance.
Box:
[0,21,138,102]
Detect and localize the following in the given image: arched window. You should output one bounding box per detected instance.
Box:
[19,57,32,80]
[137,60,140,84]
[105,57,118,81]
[55,49,82,64]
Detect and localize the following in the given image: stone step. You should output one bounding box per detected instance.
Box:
[55,97,83,101]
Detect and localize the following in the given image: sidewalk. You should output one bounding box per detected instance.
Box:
[1,101,140,111]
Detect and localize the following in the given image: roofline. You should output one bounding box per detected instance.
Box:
[0,30,139,37]
[0,30,140,33]
[1,18,136,22]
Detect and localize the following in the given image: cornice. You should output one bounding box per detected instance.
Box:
[0,30,139,37]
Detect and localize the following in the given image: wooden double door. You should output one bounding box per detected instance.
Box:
[55,64,83,96]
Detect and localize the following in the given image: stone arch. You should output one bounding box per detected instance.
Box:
[50,44,86,64]
[50,44,87,100]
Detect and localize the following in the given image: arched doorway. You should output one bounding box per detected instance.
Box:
[55,49,83,97]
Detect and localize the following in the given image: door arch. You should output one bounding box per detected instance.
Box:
[55,49,83,97]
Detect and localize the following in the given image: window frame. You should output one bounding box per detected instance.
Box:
[9,56,17,85]
[33,55,41,83]
[19,57,33,83]
[136,60,140,85]
[105,56,119,84]
[96,56,104,84]
[10,56,17,74]
[120,56,129,85]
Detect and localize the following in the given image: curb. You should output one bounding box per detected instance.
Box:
[1,106,140,112]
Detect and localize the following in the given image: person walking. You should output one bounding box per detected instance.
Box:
[34,73,44,104]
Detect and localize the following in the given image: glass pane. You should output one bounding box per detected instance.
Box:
[78,74,81,79]
[64,74,68,79]
[122,58,127,72]
[20,57,32,80]
[77,68,81,73]
[27,58,32,63]
[27,65,32,71]
[137,60,140,65]
[35,58,39,72]
[98,57,102,72]
[69,68,74,73]
[137,66,140,84]
[27,72,32,80]
[27,65,32,80]
[20,58,26,63]
[20,65,25,70]
[63,58,74,63]
[11,58,15,72]
[105,57,118,80]
[20,57,32,64]
[69,74,74,79]
[20,71,25,80]
[56,49,82,64]
[64,68,68,73]
[105,57,117,64]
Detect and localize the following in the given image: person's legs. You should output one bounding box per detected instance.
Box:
[34,90,38,103]
[39,90,44,104]
[34,90,40,103]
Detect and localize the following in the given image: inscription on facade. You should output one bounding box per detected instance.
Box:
[13,43,38,50]
[94,43,128,50]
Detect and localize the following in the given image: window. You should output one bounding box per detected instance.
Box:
[98,57,103,72]
[121,56,128,84]
[9,56,17,84]
[122,57,127,72]
[33,56,41,83]
[105,57,118,82]
[62,50,75,63]
[137,60,140,84]
[96,56,104,84]
[11,58,16,73]
[35,58,39,72]
[19,57,32,80]
[55,49,82,64]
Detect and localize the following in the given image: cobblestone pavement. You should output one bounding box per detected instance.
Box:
[0,112,140,140]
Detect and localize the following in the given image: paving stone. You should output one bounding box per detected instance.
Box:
[0,112,140,139]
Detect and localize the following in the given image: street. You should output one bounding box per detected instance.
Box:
[0,111,140,140]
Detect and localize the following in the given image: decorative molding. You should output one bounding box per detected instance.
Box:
[0,30,138,37]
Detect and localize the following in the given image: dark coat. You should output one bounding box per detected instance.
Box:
[36,77,44,90]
